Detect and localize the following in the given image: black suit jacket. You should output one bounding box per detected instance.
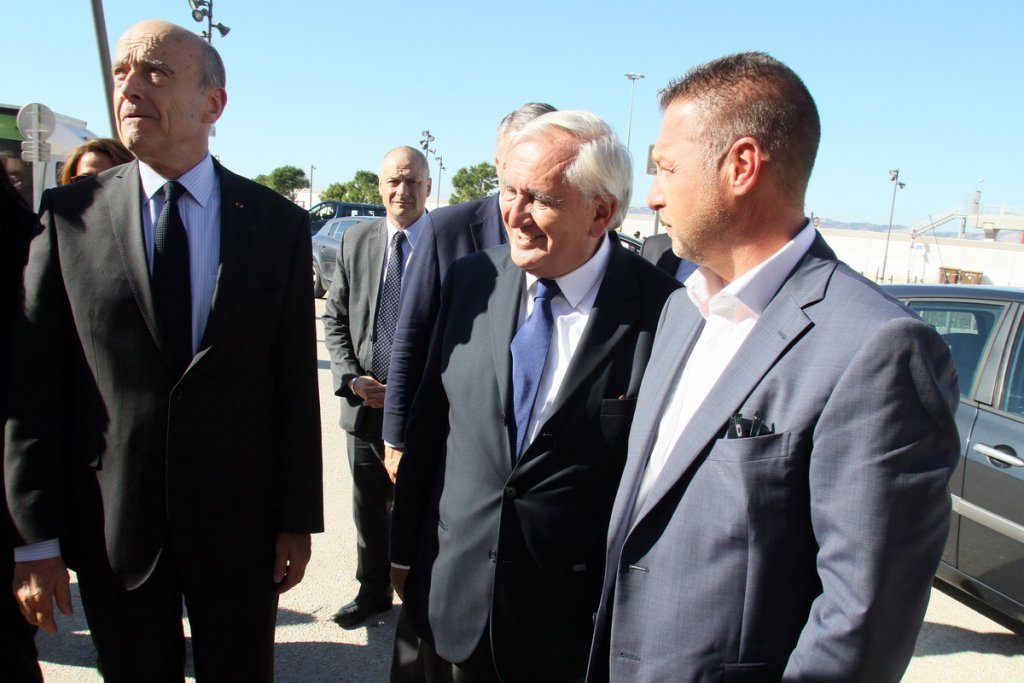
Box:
[641,232,698,281]
[382,194,505,446]
[4,160,324,589]
[391,236,679,680]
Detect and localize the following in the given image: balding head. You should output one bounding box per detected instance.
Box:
[378,146,431,228]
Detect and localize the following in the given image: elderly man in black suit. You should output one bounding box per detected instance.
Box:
[4,20,322,681]
[389,110,679,681]
[322,146,431,628]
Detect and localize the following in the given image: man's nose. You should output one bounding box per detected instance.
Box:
[647,178,665,211]
[506,195,532,228]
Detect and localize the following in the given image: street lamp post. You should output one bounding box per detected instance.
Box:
[624,72,645,150]
[435,155,445,209]
[879,168,906,282]
[309,164,315,209]
[187,0,230,43]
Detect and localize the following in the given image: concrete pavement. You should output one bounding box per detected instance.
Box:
[30,299,1024,681]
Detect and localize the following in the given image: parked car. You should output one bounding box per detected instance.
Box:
[312,215,376,297]
[309,200,386,234]
[615,231,643,253]
[887,284,1024,627]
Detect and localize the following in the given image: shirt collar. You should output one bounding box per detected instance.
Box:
[139,154,216,208]
[524,232,614,308]
[685,220,815,320]
[386,210,428,248]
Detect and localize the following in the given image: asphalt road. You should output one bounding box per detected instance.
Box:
[30,299,1024,681]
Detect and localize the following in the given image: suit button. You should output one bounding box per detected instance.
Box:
[488,550,497,563]
[505,486,518,499]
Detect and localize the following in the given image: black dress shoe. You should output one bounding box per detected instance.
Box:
[331,596,394,628]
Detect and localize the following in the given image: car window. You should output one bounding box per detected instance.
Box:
[311,203,336,222]
[908,300,1005,397]
[1000,326,1024,417]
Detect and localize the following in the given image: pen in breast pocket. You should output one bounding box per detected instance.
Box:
[750,411,763,437]
[730,413,744,438]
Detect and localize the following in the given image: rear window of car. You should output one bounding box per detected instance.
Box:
[908,301,1006,397]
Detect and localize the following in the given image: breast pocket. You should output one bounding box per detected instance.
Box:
[706,431,790,463]
[600,397,637,452]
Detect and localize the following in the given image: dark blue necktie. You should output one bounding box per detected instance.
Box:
[371,231,406,383]
[153,181,192,375]
[510,278,560,460]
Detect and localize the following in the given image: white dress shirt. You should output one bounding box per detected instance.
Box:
[381,211,428,286]
[632,221,815,516]
[518,235,614,451]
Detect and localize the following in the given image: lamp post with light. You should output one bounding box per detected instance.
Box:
[187,0,230,43]
[879,168,906,282]
[624,72,645,150]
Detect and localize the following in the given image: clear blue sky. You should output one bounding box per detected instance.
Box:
[5,0,1021,226]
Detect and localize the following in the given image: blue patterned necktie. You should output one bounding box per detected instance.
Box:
[153,181,192,375]
[371,231,406,383]
[510,278,560,460]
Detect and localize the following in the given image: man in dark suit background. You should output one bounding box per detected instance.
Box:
[381,102,556,476]
[390,110,679,681]
[588,53,959,682]
[321,146,431,628]
[4,20,322,681]
[640,231,697,281]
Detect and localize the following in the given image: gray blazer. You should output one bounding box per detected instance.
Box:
[321,217,388,435]
[588,234,960,683]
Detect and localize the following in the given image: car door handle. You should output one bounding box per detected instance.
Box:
[973,443,1024,467]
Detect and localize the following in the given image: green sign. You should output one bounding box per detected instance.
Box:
[0,112,25,142]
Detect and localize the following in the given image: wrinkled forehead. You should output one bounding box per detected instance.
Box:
[114,27,196,69]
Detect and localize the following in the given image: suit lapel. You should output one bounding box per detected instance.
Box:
[105,162,173,365]
[629,241,837,530]
[196,163,249,359]
[364,220,387,332]
[488,252,525,442]
[539,237,641,425]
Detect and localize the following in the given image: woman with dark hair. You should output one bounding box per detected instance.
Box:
[0,166,43,682]
[57,137,133,185]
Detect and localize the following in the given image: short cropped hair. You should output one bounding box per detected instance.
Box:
[58,138,134,185]
[509,110,632,228]
[660,52,820,203]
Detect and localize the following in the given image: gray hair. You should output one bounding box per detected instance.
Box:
[196,38,226,91]
[659,51,819,204]
[509,110,632,228]
[495,102,557,161]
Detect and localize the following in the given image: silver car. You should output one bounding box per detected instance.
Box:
[312,215,375,298]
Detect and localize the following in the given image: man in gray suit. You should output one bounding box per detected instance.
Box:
[588,53,960,682]
[322,146,431,628]
[390,110,679,681]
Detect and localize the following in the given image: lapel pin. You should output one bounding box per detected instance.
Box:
[235,201,244,209]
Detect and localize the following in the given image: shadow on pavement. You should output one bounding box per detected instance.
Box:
[915,620,1024,657]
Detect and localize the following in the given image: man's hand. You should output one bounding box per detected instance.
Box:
[273,532,312,595]
[390,566,409,601]
[384,446,403,484]
[12,557,73,635]
[351,376,386,409]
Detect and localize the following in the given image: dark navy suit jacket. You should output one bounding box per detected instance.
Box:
[382,193,506,446]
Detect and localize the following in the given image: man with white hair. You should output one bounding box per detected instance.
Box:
[389,110,679,681]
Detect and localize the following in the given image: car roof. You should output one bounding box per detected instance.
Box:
[884,283,1024,302]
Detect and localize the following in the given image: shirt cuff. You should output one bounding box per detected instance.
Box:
[391,562,411,570]
[14,539,61,562]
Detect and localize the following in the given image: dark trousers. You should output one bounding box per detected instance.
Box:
[76,546,279,682]
[390,605,501,683]
[2,546,43,683]
[347,418,394,603]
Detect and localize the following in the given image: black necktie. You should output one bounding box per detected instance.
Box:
[371,231,406,383]
[510,278,560,460]
[153,181,192,375]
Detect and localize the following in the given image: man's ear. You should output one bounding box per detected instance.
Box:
[203,87,227,125]
[589,195,616,236]
[724,136,762,197]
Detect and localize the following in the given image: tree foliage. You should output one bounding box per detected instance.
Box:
[319,182,347,202]
[341,170,382,204]
[448,162,498,205]
[254,165,309,201]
